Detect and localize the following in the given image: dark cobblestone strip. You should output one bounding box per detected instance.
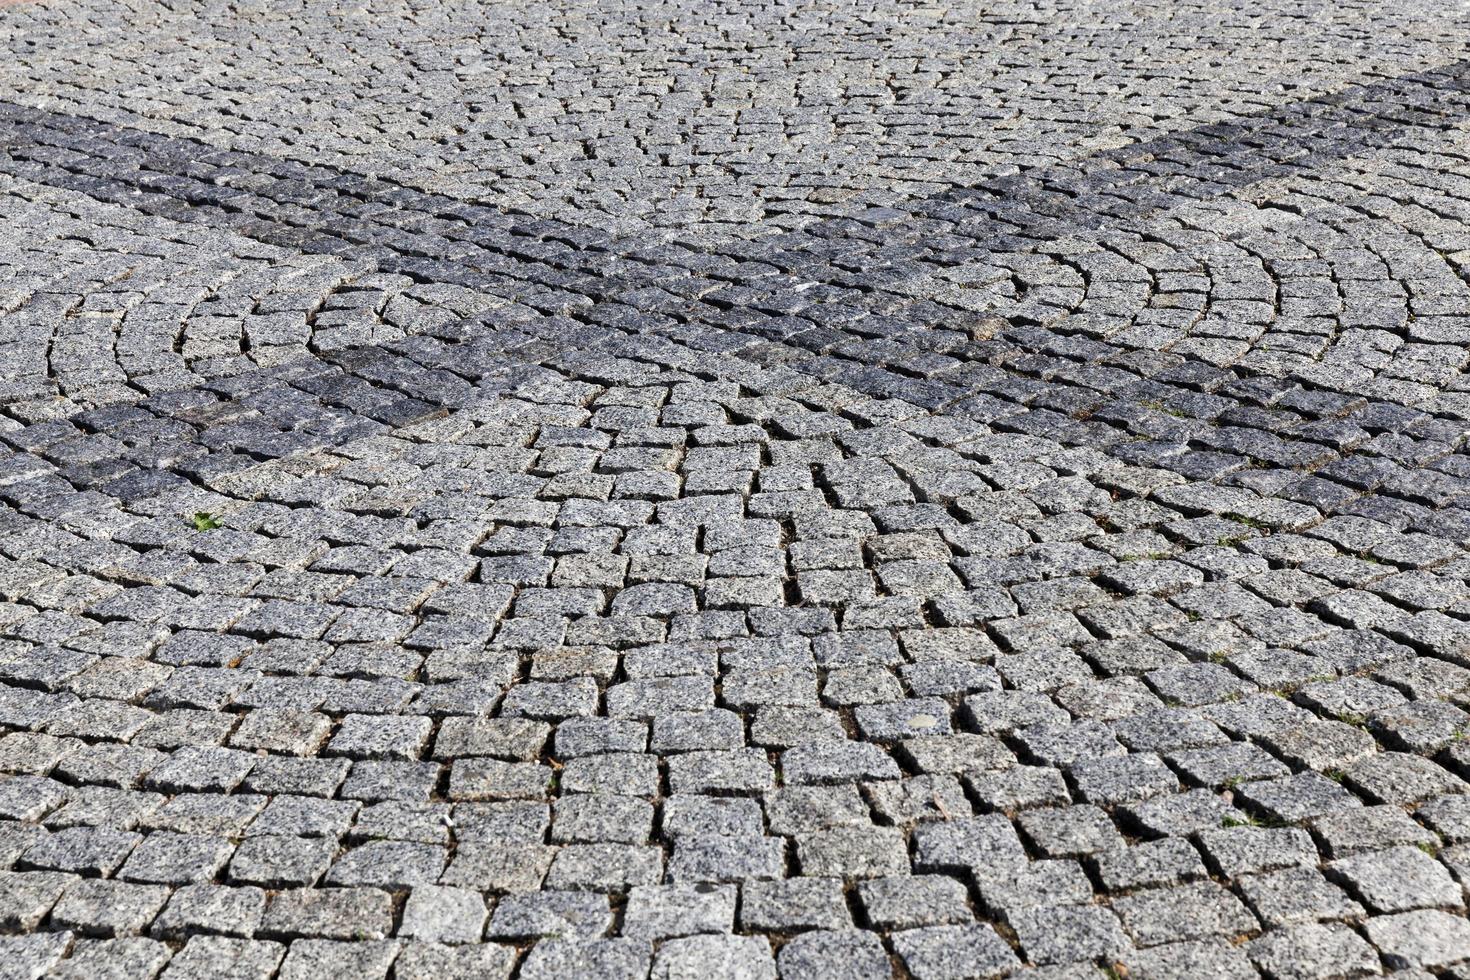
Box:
[1,60,1469,536]
[0,58,1465,329]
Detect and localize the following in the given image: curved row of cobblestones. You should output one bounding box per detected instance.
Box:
[3,0,1465,235]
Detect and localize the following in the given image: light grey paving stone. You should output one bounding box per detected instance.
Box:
[664,796,765,839]
[118,831,235,884]
[485,890,611,941]
[152,883,267,939]
[451,801,549,844]
[1417,794,1470,843]
[246,795,359,838]
[797,825,910,879]
[650,935,776,980]
[1092,838,1206,891]
[544,842,663,892]
[665,834,784,883]
[324,840,447,889]
[47,937,173,980]
[739,877,852,932]
[1009,905,1131,965]
[1238,867,1365,927]
[50,879,172,937]
[621,883,736,940]
[913,815,1027,872]
[974,859,1093,915]
[227,835,335,888]
[440,841,554,892]
[398,885,487,945]
[551,793,654,844]
[966,765,1071,812]
[857,876,973,929]
[18,826,140,877]
[0,869,74,931]
[781,740,902,785]
[1246,922,1382,980]
[448,758,551,801]
[777,930,891,980]
[891,924,1020,980]
[157,937,284,980]
[1111,881,1259,947]
[1235,773,1363,824]
[764,785,870,836]
[1197,827,1319,879]
[518,938,652,980]
[349,801,451,845]
[0,931,74,980]
[392,942,516,980]
[1118,937,1258,980]
[1017,805,1123,859]
[260,888,394,941]
[277,938,401,980]
[1366,910,1470,970]
[1328,846,1462,913]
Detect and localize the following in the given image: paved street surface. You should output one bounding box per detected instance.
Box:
[0,0,1469,976]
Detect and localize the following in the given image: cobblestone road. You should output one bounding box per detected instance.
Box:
[1,0,1470,977]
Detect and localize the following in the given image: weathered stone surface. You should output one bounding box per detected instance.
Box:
[0,1,1469,972]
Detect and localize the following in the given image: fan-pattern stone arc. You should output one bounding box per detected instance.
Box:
[0,0,1468,977]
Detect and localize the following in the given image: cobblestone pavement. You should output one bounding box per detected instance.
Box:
[1,1,1470,978]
